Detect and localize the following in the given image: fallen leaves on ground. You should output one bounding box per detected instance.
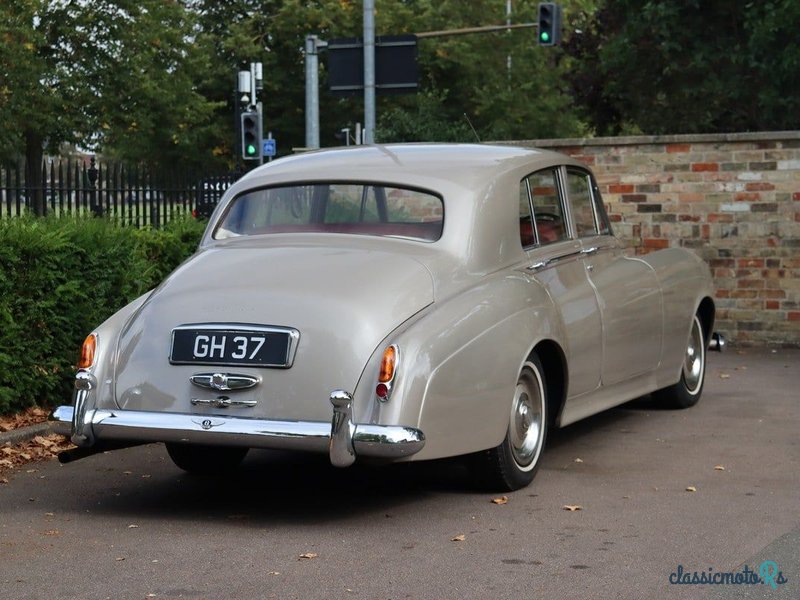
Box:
[714,465,726,471]
[0,407,75,476]
[686,486,697,492]
[0,407,50,432]
[491,496,508,505]
[298,552,318,560]
[1,434,75,476]
[451,534,466,542]
[562,505,582,512]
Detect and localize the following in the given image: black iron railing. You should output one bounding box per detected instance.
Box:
[1,157,240,226]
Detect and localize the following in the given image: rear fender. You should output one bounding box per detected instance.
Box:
[363,272,564,461]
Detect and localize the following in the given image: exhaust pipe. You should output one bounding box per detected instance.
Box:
[708,332,726,352]
[58,441,145,464]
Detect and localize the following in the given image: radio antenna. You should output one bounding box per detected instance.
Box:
[463,113,481,143]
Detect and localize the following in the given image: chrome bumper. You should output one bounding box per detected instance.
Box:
[50,389,425,468]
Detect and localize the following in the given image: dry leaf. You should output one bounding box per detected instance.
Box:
[719,373,731,379]
[574,458,584,463]
[128,524,139,529]
[562,505,582,511]
[714,465,725,471]
[268,571,280,576]
[451,534,466,542]
[686,486,697,492]
[298,552,318,560]
[115,557,125,562]
[43,530,60,536]
[491,496,508,505]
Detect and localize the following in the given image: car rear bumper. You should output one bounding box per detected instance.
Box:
[50,389,425,467]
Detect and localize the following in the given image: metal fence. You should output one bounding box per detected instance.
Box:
[0,157,240,227]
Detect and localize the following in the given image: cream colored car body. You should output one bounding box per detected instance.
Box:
[52,144,716,470]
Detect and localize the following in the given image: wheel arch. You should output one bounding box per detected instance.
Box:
[696,296,716,346]
[532,339,568,429]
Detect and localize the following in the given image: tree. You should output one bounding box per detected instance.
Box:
[0,1,220,213]
[563,0,800,135]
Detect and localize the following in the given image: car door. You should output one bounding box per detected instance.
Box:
[563,168,664,386]
[519,168,602,398]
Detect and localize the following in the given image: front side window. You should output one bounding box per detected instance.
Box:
[214,183,443,242]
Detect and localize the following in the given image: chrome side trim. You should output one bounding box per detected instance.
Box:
[48,404,426,463]
[190,372,260,391]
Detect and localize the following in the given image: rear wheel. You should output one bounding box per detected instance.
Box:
[165,443,248,475]
[470,355,548,491]
[653,315,706,409]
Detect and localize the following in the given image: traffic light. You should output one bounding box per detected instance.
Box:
[240,110,261,160]
[537,3,562,47]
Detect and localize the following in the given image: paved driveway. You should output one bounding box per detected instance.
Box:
[1,348,798,599]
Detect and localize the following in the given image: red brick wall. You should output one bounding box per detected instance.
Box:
[513,132,800,347]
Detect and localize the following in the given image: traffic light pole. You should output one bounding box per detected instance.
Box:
[363,0,375,144]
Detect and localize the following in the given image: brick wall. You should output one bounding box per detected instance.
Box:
[512,131,800,347]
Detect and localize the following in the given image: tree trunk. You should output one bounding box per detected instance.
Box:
[25,130,45,216]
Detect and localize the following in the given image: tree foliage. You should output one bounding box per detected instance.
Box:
[2,0,797,175]
[0,1,221,179]
[563,0,800,135]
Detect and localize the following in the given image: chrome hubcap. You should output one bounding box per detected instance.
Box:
[683,317,704,394]
[509,365,545,469]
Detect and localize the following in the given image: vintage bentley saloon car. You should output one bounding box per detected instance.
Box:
[51,144,723,491]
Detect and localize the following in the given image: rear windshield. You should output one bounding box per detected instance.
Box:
[214,183,444,242]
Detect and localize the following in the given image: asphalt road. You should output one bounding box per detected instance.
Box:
[1,348,798,600]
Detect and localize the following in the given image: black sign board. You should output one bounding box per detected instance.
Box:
[328,34,419,96]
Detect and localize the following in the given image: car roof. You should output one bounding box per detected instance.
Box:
[234,143,577,193]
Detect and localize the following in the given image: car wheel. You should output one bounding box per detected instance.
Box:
[653,314,706,409]
[165,443,248,475]
[470,355,548,491]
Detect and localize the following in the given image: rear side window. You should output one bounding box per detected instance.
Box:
[566,169,611,237]
[519,169,568,246]
[214,183,443,242]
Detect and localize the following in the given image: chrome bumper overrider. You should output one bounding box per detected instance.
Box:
[50,388,425,467]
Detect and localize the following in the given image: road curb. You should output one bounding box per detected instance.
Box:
[0,423,54,446]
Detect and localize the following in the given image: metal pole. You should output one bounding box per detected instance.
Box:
[363,0,375,144]
[305,35,321,149]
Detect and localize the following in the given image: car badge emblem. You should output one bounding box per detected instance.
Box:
[190,372,260,391]
[192,417,225,429]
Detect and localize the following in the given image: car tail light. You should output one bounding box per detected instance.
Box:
[379,346,397,383]
[77,333,97,369]
[376,345,398,402]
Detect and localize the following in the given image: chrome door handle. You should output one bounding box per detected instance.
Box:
[580,246,599,255]
[526,259,550,271]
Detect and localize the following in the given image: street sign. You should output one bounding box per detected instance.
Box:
[328,35,418,96]
[263,138,276,157]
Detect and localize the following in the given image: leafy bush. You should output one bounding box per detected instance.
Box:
[0,216,205,414]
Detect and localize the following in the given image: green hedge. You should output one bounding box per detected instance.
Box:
[0,216,206,414]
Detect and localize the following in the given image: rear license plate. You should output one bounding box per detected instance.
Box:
[170,324,299,368]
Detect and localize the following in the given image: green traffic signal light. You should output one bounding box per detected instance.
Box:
[240,110,261,160]
[540,32,550,43]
